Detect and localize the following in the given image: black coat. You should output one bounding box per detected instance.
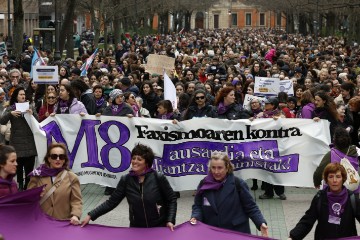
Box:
[88,171,177,227]
[216,103,251,120]
[182,104,217,120]
[140,92,160,118]
[289,189,360,240]
[102,103,133,117]
[80,91,97,115]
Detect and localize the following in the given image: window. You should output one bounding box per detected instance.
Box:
[277,12,282,26]
[245,13,251,26]
[260,13,265,26]
[214,15,219,29]
[231,13,237,26]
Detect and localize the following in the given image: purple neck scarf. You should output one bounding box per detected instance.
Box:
[158,112,174,119]
[326,186,348,225]
[10,104,16,111]
[132,104,140,117]
[111,103,124,115]
[217,102,229,115]
[197,172,227,195]
[28,164,66,177]
[59,99,70,114]
[96,97,105,107]
[0,175,16,186]
[128,168,154,181]
[263,109,279,118]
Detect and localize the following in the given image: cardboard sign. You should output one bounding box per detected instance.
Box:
[145,54,175,76]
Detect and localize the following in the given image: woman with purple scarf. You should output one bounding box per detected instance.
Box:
[27,143,82,225]
[0,145,18,198]
[52,84,88,116]
[215,86,250,120]
[156,100,180,120]
[92,85,107,114]
[81,144,177,230]
[313,127,359,194]
[289,162,360,240]
[190,152,268,236]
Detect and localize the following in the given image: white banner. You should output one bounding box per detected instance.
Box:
[27,115,331,191]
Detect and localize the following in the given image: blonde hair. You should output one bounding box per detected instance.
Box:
[209,151,234,174]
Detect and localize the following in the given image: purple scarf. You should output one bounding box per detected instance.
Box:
[157,112,174,119]
[10,104,16,111]
[28,164,66,177]
[327,186,348,225]
[0,175,16,186]
[217,102,229,115]
[59,99,70,114]
[111,103,124,115]
[96,97,105,107]
[132,104,140,117]
[262,109,279,118]
[128,168,154,182]
[197,172,227,195]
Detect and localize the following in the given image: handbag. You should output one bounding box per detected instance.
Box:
[40,170,68,205]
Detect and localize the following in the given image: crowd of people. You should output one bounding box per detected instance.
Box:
[0,28,360,238]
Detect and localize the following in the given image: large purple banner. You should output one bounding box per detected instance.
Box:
[0,189,271,240]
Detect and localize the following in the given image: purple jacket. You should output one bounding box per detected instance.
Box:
[0,179,17,198]
[301,103,315,119]
[54,98,88,114]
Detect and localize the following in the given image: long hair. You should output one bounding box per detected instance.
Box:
[215,86,234,106]
[9,87,25,105]
[0,145,16,166]
[314,90,339,120]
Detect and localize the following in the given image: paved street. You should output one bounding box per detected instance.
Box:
[80,180,360,240]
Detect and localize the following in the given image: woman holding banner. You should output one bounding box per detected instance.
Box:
[215,86,250,120]
[81,144,177,230]
[52,84,88,115]
[0,145,18,197]
[190,152,268,236]
[289,162,360,240]
[27,143,82,225]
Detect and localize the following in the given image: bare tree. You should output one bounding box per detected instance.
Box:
[12,0,24,58]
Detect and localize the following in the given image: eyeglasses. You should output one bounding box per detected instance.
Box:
[49,154,66,160]
[11,75,20,78]
[195,96,205,100]
[47,96,56,100]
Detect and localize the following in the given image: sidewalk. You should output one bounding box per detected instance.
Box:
[80,181,359,240]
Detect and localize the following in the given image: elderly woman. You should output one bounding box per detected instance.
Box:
[27,143,82,225]
[0,145,18,198]
[182,89,217,120]
[0,87,38,190]
[81,144,177,230]
[289,162,360,240]
[190,152,268,236]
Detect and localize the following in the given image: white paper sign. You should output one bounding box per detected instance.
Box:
[15,102,29,112]
[33,66,59,84]
[279,80,294,96]
[254,77,280,96]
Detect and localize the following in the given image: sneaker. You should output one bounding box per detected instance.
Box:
[251,185,258,190]
[278,194,287,200]
[259,194,273,199]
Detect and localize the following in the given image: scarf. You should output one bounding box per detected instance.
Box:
[157,112,174,119]
[217,102,229,115]
[262,109,279,118]
[96,97,105,107]
[58,99,70,114]
[0,175,16,186]
[132,104,140,117]
[327,186,348,225]
[128,168,154,182]
[28,164,66,177]
[10,104,16,111]
[111,103,124,115]
[197,172,227,195]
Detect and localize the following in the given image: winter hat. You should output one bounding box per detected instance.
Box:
[109,89,123,101]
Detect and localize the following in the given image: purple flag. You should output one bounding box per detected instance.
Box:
[0,188,274,240]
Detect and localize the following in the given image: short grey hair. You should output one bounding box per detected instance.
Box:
[9,68,21,76]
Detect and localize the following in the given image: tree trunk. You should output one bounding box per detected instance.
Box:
[59,0,77,56]
[66,32,74,59]
[12,0,24,59]
[184,11,192,32]
[113,16,121,45]
[103,21,108,51]
[90,9,100,48]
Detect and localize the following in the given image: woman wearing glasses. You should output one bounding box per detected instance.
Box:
[38,92,57,122]
[27,143,82,225]
[182,89,217,120]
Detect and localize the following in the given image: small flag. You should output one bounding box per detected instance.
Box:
[80,48,98,77]
[30,48,46,78]
[163,70,177,110]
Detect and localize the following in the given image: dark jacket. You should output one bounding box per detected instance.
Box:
[88,171,177,227]
[191,174,266,233]
[182,104,217,120]
[80,89,97,115]
[289,189,360,240]
[216,103,250,120]
[0,106,37,158]
[140,92,160,118]
[102,103,134,117]
[312,107,338,138]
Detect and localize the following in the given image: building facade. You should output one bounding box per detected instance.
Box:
[191,0,286,30]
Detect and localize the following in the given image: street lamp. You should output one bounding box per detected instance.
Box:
[7,0,12,54]
[53,0,61,61]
